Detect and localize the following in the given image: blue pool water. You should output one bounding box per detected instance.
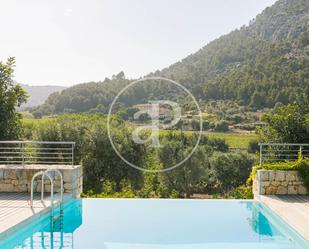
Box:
[0,199,308,249]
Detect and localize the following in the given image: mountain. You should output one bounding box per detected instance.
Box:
[153,0,309,106]
[20,84,66,108]
[32,0,309,117]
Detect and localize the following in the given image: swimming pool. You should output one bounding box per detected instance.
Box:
[0,199,308,249]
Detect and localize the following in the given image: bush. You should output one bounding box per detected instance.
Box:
[207,138,229,152]
[201,120,213,131]
[234,123,256,131]
[225,185,253,199]
[248,140,259,153]
[210,152,255,192]
[191,119,200,131]
[214,120,229,132]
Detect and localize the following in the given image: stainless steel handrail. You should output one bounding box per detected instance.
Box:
[0,141,75,145]
[42,169,63,205]
[259,143,309,146]
[258,143,309,166]
[30,169,64,220]
[0,141,75,166]
[30,171,54,210]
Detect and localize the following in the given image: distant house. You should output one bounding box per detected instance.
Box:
[133,103,172,119]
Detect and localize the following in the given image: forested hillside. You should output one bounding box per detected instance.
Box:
[32,0,309,117]
[155,0,309,106]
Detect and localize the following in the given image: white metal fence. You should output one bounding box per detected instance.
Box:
[259,143,309,166]
[0,141,75,165]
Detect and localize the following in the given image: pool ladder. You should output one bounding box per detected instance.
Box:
[30,169,64,226]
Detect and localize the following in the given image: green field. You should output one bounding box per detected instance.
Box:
[204,132,257,149]
[160,129,258,149]
[22,118,257,150]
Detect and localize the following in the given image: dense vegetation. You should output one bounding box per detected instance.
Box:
[248,98,309,192]
[21,96,308,199]
[259,95,309,143]
[30,0,309,118]
[22,114,255,198]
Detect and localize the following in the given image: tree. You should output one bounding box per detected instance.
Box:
[211,152,254,192]
[0,57,27,139]
[159,141,213,198]
[214,120,229,132]
[248,140,259,153]
[250,91,264,108]
[118,107,139,121]
[260,96,309,143]
[114,71,125,80]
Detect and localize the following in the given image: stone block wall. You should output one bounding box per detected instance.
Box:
[0,165,82,197]
[253,170,307,197]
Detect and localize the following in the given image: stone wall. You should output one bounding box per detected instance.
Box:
[0,165,82,197]
[253,170,307,197]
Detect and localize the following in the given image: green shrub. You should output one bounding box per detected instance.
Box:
[210,152,255,192]
[225,185,253,199]
[248,140,259,153]
[298,160,309,190]
[214,120,229,132]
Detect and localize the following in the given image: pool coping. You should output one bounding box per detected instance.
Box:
[258,200,309,247]
[81,197,256,201]
[258,195,309,242]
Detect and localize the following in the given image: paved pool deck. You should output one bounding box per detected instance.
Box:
[260,195,309,241]
[0,192,69,240]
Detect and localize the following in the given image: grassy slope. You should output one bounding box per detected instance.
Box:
[204,132,257,149]
[160,129,257,149]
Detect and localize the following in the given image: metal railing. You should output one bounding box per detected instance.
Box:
[259,143,309,166]
[0,141,75,165]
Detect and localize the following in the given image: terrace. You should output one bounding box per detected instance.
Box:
[0,141,82,242]
[253,143,309,241]
[0,141,308,248]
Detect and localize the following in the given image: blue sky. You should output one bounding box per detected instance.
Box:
[0,0,276,86]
